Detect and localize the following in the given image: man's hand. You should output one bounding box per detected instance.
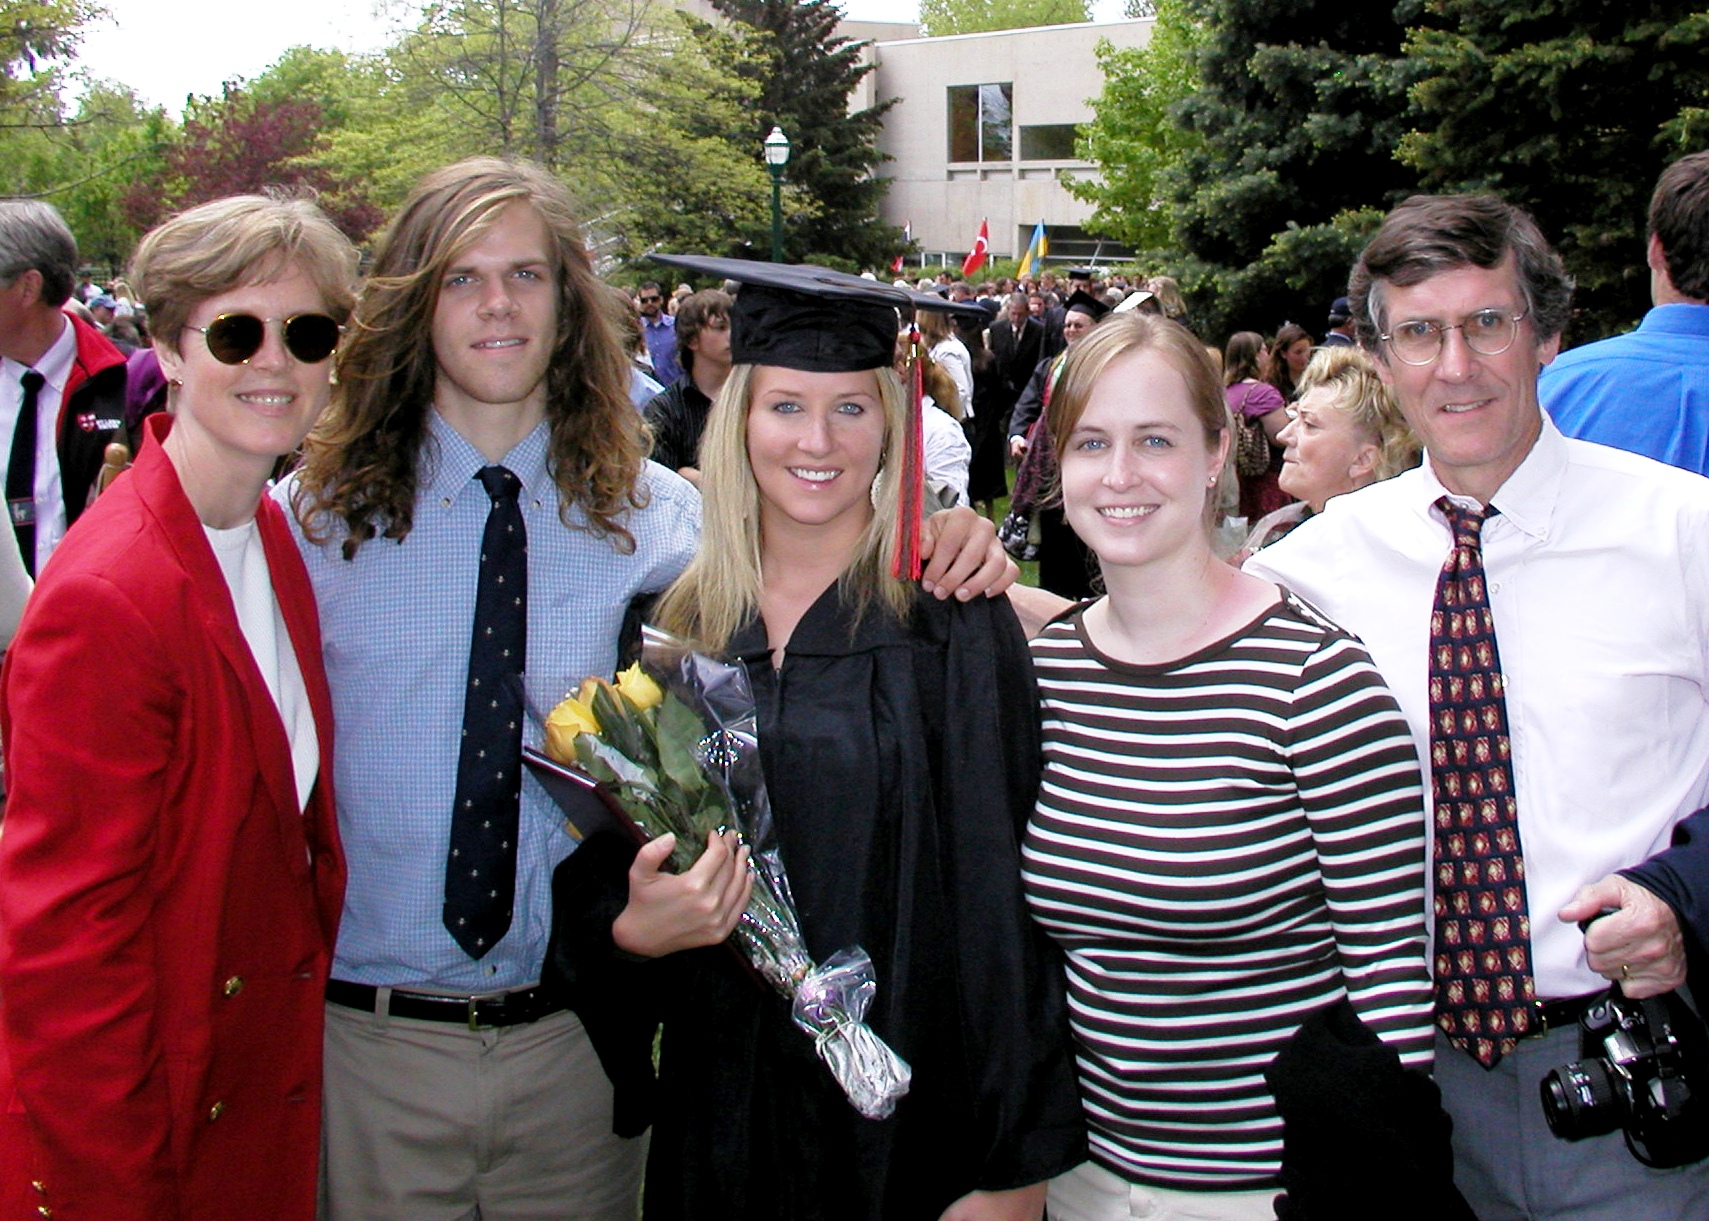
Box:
[921,506,1016,600]
[1558,874,1687,999]
[1009,436,1028,460]
[612,830,751,958]
[938,1182,1046,1221]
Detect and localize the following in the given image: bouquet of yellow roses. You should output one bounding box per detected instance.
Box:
[537,626,911,1121]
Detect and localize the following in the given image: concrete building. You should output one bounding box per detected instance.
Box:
[853,18,1154,270]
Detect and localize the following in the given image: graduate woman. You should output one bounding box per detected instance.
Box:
[617,258,1085,1221]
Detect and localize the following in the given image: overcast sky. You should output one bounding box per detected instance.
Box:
[75,0,1131,114]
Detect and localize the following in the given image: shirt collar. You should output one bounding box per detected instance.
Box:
[1,313,75,393]
[641,313,671,331]
[1412,411,1564,541]
[1638,302,1709,338]
[422,410,553,505]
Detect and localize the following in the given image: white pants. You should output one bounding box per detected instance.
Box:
[1047,1161,1279,1221]
[320,1000,645,1221]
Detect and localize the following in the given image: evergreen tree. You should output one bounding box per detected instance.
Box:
[1399,0,1709,342]
[709,0,900,270]
[1163,0,1416,341]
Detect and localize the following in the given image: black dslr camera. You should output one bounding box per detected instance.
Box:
[1540,986,1709,1168]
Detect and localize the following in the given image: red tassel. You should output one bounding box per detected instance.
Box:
[891,323,926,579]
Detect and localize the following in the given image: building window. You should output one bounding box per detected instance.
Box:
[948,83,1013,163]
[1020,124,1080,162]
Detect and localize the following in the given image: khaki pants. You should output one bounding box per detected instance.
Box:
[321,998,646,1221]
[1047,1162,1279,1221]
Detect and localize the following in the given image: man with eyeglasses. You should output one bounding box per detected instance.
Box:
[634,279,682,386]
[1542,150,1709,477]
[1247,193,1709,1220]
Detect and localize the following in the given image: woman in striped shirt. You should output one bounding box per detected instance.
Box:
[1019,312,1434,1221]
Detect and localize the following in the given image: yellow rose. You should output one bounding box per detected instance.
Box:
[576,676,611,706]
[543,694,601,763]
[613,663,664,711]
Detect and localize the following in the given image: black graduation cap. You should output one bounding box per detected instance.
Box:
[1067,267,1097,280]
[1064,289,1111,321]
[650,254,909,372]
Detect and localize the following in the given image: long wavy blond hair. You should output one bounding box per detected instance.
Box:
[292,157,646,558]
[654,362,914,653]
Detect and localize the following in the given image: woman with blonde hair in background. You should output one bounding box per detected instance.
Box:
[1240,345,1420,557]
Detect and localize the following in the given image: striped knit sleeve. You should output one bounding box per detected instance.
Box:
[1289,633,1436,1071]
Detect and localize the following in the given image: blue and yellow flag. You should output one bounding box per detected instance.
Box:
[1016,222,1048,278]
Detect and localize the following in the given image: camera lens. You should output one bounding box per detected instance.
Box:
[1542,1060,1623,1140]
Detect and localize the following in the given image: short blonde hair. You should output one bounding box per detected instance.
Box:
[130,194,358,358]
[655,362,913,652]
[1294,346,1421,481]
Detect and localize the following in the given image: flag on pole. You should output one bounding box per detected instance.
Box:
[961,219,990,279]
[890,221,914,275]
[1016,222,1048,279]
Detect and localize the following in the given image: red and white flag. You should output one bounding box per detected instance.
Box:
[961,219,989,278]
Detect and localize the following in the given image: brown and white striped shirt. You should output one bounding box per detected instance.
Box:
[1022,595,1434,1190]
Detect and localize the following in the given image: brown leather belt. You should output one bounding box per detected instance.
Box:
[326,978,565,1030]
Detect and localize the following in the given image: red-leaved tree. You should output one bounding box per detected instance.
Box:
[123,84,383,243]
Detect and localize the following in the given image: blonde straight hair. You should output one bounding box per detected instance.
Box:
[654,362,916,653]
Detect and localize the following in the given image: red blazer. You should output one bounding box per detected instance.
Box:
[0,415,345,1220]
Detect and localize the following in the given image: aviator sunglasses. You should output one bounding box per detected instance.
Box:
[187,312,344,365]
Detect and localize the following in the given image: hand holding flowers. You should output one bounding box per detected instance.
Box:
[535,630,913,1120]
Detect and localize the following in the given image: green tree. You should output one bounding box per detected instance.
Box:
[1066,0,1204,255]
[38,84,173,268]
[710,0,900,270]
[1398,0,1709,342]
[919,0,1088,38]
[122,83,383,241]
[596,13,776,261]
[1161,0,1416,340]
[0,0,96,137]
[341,1,772,258]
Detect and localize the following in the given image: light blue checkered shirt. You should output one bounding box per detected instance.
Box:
[277,413,700,991]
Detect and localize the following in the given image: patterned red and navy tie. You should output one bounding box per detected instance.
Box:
[1429,498,1535,1068]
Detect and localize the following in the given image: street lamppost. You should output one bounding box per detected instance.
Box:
[763,125,791,263]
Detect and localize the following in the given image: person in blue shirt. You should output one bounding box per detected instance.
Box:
[1541,150,1709,475]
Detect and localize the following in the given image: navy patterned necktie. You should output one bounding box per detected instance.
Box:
[1429,498,1535,1068]
[444,465,527,959]
[9,370,44,577]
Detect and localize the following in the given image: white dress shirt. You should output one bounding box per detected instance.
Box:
[1247,417,1709,998]
[0,314,75,573]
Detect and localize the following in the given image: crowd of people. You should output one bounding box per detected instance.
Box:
[0,143,1704,1221]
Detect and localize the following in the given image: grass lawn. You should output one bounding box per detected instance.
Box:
[983,494,1041,588]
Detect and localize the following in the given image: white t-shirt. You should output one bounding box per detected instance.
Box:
[205,518,319,811]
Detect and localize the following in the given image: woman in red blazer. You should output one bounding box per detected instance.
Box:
[0,196,355,1219]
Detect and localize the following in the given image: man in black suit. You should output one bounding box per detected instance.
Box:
[988,291,1043,417]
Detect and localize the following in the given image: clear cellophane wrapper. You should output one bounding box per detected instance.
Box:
[582,626,912,1120]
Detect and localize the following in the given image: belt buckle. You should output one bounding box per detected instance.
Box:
[1528,998,1550,1037]
[466,997,487,1031]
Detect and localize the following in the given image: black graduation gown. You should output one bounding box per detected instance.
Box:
[642,584,1085,1221]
